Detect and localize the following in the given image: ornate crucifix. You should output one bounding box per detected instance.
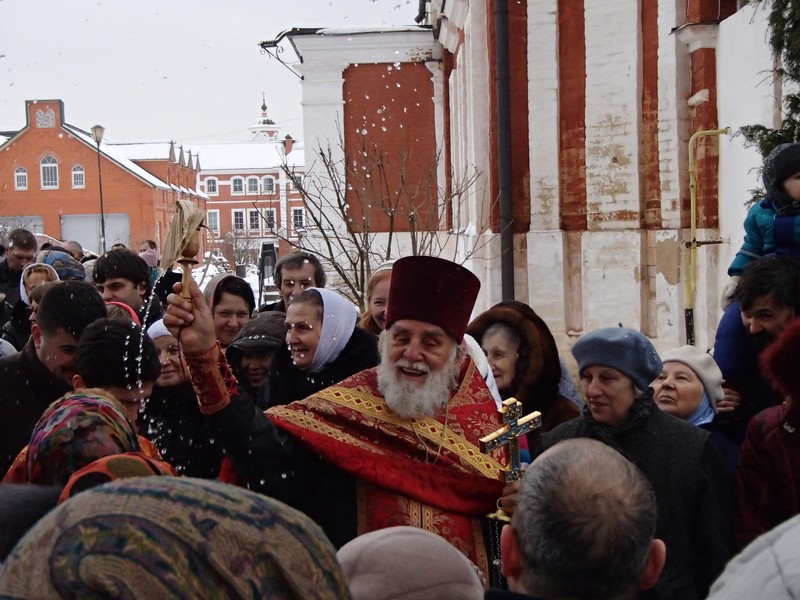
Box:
[480,398,541,521]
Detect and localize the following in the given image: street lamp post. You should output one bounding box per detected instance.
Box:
[90,124,107,253]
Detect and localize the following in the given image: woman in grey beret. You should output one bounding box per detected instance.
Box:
[535,327,732,600]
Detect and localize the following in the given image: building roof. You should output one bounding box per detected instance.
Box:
[185,141,305,172]
[63,125,172,190]
[110,142,175,161]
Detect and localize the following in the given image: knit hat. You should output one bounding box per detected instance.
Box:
[572,326,662,392]
[385,256,480,342]
[337,526,484,600]
[769,143,800,190]
[229,311,287,352]
[660,345,724,407]
[760,317,800,400]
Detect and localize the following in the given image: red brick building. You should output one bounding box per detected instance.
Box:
[187,101,305,266]
[0,99,205,254]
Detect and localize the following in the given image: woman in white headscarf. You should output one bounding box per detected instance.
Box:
[267,288,380,407]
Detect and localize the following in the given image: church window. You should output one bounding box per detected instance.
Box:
[40,156,58,189]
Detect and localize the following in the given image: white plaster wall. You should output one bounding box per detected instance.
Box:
[446,1,494,313]
[717,5,778,292]
[581,231,644,330]
[526,0,569,343]
[528,0,561,231]
[583,0,643,226]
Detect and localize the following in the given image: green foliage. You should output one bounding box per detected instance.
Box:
[739,1,800,204]
[765,0,800,82]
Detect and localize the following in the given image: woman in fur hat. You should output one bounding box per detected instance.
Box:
[467,301,579,446]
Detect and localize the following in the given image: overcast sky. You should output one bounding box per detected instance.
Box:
[0,0,416,144]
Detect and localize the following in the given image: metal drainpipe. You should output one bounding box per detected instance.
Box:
[496,0,514,299]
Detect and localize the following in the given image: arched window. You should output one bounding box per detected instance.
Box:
[231,177,244,195]
[14,167,27,191]
[247,177,259,194]
[40,156,58,189]
[72,165,85,189]
[205,177,218,195]
[263,176,275,194]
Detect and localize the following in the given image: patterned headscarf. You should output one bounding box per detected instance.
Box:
[38,249,86,281]
[27,390,140,486]
[0,477,353,600]
[58,452,176,503]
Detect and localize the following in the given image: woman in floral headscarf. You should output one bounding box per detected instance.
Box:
[2,389,172,485]
[0,477,353,599]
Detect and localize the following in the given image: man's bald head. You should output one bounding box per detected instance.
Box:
[503,439,663,600]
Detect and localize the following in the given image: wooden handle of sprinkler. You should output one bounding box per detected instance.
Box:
[180,262,193,303]
[180,230,201,303]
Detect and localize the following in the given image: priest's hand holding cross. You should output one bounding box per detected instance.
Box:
[480,397,541,520]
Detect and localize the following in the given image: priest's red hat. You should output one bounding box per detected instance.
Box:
[385,255,480,342]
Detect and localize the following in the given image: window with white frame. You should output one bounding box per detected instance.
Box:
[206,209,220,235]
[14,167,27,190]
[40,156,58,189]
[263,177,275,194]
[292,207,305,231]
[205,178,218,195]
[264,208,276,230]
[232,209,245,231]
[293,175,303,189]
[248,209,260,231]
[72,165,85,189]
[231,177,244,195]
[247,177,259,194]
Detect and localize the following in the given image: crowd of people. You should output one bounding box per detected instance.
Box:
[0,146,800,600]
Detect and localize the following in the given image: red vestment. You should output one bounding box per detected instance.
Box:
[268,357,507,573]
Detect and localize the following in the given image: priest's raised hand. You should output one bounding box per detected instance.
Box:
[163,280,217,353]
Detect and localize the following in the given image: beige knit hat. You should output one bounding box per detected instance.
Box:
[660,345,725,407]
[337,526,484,600]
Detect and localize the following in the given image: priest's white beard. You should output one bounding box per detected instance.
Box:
[377,338,461,419]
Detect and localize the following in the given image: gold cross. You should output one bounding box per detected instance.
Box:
[480,398,541,522]
[480,397,541,482]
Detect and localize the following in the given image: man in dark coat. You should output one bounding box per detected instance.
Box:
[258,250,325,313]
[489,438,665,600]
[0,229,37,314]
[714,255,800,440]
[0,281,106,477]
[93,248,163,327]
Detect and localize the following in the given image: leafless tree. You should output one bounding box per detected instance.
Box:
[263,132,492,310]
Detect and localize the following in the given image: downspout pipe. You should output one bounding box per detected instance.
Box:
[496,0,515,300]
[684,127,729,345]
